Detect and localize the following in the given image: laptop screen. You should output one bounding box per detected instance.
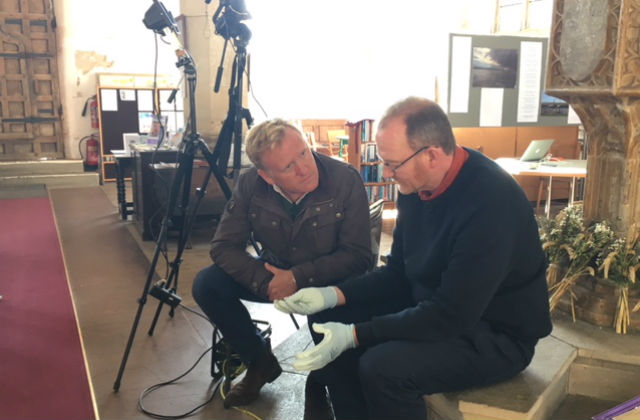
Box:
[520,139,554,162]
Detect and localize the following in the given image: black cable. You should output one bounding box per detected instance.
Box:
[137,304,223,419]
[179,303,209,322]
[137,344,220,419]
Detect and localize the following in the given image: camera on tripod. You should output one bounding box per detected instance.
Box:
[213,0,252,44]
[114,0,255,391]
[142,1,179,36]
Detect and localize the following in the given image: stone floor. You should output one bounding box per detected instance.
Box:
[50,182,639,420]
[51,182,392,420]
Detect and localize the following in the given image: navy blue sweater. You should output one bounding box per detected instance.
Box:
[340,148,552,346]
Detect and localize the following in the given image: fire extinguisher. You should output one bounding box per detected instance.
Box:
[79,134,100,169]
[82,95,99,129]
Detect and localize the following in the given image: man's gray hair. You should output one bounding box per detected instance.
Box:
[245,118,303,168]
[378,97,456,155]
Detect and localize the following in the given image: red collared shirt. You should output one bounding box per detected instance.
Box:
[419,146,469,201]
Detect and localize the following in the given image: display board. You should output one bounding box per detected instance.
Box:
[97,82,183,181]
[447,33,579,128]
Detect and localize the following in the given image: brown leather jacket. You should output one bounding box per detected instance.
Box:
[210,152,372,298]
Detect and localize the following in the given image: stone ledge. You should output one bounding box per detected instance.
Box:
[426,316,640,420]
[0,173,99,189]
[426,335,576,420]
[0,160,85,176]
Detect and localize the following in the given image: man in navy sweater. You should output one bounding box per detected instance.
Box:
[275,97,552,420]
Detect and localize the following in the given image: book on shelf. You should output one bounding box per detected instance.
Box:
[347,118,397,205]
[365,184,398,203]
[360,164,392,183]
[360,142,379,163]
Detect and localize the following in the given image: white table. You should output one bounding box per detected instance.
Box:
[496,158,587,217]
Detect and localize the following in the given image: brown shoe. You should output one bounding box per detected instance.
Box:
[303,373,334,420]
[223,347,282,408]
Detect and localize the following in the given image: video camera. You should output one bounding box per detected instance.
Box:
[142,0,179,36]
[212,0,252,44]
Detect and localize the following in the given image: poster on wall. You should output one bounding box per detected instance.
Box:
[517,41,543,123]
[540,92,569,116]
[471,47,519,89]
[100,89,118,112]
[567,106,581,124]
[479,88,504,126]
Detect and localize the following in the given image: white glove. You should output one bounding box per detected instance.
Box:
[274,286,338,315]
[293,322,356,371]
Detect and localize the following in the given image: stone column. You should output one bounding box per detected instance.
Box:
[546,0,640,231]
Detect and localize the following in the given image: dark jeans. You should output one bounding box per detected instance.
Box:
[192,264,271,364]
[309,300,536,420]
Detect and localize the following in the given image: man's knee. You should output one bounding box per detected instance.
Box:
[192,266,212,304]
[358,346,395,388]
[192,264,232,304]
[358,345,428,419]
[358,344,423,397]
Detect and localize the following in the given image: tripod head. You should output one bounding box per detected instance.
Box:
[143,0,179,36]
[212,0,252,46]
[143,1,195,76]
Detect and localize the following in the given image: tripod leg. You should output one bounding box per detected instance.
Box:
[147,139,230,336]
[114,39,239,391]
[113,225,170,391]
[147,145,196,335]
[114,140,195,390]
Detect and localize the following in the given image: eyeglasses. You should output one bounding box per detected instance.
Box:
[380,146,429,176]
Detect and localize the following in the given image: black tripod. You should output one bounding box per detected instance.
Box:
[113,42,248,391]
[214,36,253,183]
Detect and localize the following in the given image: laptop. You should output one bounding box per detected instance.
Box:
[520,139,554,162]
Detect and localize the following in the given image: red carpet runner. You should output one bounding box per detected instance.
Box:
[0,197,96,420]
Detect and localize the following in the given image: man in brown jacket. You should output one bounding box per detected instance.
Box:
[192,118,372,413]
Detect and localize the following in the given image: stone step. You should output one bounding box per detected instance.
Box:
[425,315,640,420]
[425,335,577,420]
[0,160,85,176]
[550,394,619,420]
[0,173,99,189]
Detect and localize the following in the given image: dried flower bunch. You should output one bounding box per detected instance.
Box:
[598,224,640,333]
[538,204,586,288]
[538,204,640,334]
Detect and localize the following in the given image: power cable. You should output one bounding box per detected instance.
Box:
[137,304,264,420]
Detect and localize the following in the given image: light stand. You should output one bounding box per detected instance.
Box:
[113,1,237,391]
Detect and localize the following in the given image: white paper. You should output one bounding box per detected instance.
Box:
[479,88,504,127]
[100,89,118,112]
[449,36,472,113]
[567,105,581,124]
[119,89,136,101]
[517,41,543,123]
[137,90,154,111]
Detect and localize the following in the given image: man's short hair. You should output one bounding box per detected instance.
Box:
[378,97,457,155]
[245,118,303,169]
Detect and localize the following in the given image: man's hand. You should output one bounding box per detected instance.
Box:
[274,286,338,315]
[266,263,298,301]
[293,322,356,371]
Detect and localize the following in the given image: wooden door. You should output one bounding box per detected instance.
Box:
[0,0,63,161]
